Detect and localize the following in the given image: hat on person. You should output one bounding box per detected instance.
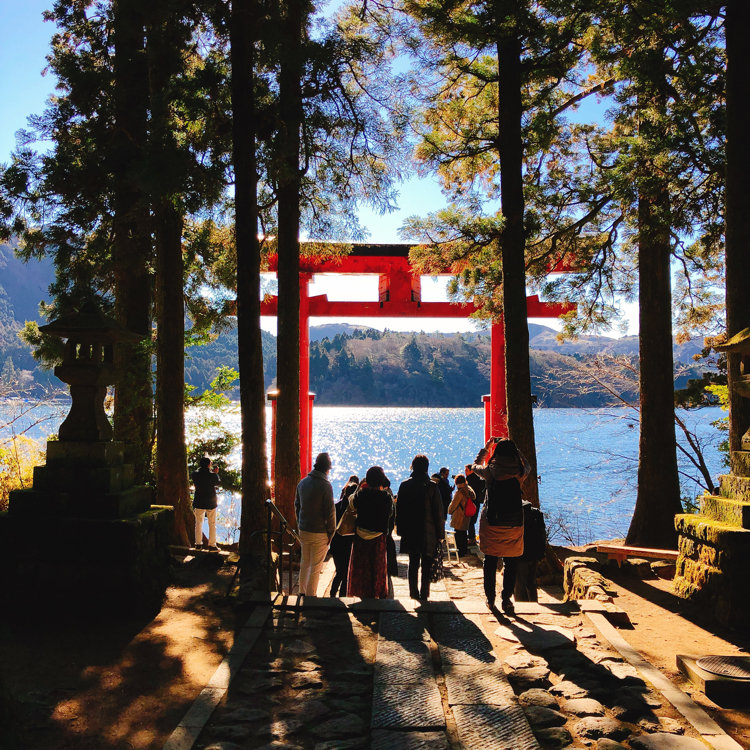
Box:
[314,452,332,472]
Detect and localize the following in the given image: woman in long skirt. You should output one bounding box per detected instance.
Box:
[347,466,394,599]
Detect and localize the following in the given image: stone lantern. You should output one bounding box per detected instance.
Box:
[39,301,139,442]
[0,302,173,617]
[715,327,750,450]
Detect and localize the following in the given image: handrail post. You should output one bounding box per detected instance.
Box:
[266,500,272,592]
[280,520,288,593]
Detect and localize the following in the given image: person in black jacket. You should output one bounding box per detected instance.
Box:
[396,454,445,601]
[193,456,220,550]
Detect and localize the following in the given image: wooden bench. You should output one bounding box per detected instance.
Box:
[596,544,678,567]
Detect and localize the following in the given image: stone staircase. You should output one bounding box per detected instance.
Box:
[674,457,750,628]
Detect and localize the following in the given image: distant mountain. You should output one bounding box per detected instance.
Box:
[0,242,55,325]
[527,323,703,364]
[0,242,709,403]
[309,323,378,342]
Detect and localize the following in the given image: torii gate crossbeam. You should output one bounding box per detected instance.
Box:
[261,244,574,475]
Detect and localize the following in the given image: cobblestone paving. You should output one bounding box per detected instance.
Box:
[188,548,716,750]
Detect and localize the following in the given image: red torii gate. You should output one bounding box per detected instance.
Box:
[261,244,574,475]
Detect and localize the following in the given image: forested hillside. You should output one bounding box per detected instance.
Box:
[1,243,705,406]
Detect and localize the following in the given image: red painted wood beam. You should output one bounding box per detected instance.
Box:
[264,246,582,275]
[259,294,575,319]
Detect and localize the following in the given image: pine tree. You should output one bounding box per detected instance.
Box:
[402,0,601,504]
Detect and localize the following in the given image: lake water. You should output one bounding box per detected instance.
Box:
[2,401,725,545]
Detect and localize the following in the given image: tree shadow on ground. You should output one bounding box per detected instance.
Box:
[606,568,750,649]
[0,556,242,749]
[197,597,376,748]
[497,611,663,728]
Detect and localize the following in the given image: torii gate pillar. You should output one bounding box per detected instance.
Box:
[261,244,575,479]
[481,319,509,442]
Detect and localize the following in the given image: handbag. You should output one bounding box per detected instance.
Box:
[335,501,357,536]
[464,494,477,518]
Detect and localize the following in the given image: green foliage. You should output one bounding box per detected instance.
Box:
[0,435,44,512]
[706,383,729,469]
[185,366,241,493]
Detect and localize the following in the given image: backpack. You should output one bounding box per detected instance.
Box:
[484,476,523,527]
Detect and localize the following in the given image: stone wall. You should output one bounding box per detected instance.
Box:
[673,456,750,629]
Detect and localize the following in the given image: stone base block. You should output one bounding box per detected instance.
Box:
[719,473,750,503]
[45,440,126,467]
[8,485,152,519]
[730,450,750,477]
[700,493,750,529]
[0,506,173,617]
[33,463,135,495]
[674,514,750,628]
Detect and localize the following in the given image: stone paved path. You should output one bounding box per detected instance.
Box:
[168,547,739,750]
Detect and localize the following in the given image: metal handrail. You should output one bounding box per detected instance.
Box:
[265,499,301,593]
[226,499,301,596]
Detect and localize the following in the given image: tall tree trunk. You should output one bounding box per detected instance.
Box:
[725,0,750,455]
[148,8,191,545]
[274,0,304,525]
[496,6,540,506]
[154,204,191,544]
[112,0,154,484]
[231,0,270,575]
[627,86,682,547]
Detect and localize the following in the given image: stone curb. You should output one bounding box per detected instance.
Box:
[585,611,743,750]
[161,605,271,750]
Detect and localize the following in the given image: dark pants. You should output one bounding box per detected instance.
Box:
[408,551,433,600]
[454,529,468,556]
[329,538,353,597]
[514,560,538,602]
[483,555,518,604]
[468,508,480,541]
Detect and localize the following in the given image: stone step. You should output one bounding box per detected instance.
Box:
[730,450,750,477]
[700,493,750,529]
[719,473,750,503]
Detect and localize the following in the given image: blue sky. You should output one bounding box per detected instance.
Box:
[0,3,637,337]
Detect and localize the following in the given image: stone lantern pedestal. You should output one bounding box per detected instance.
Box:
[0,303,172,617]
[673,329,750,628]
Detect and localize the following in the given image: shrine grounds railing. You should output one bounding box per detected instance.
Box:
[226,499,301,596]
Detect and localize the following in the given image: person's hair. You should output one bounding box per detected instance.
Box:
[492,439,519,458]
[365,466,388,488]
[455,474,466,485]
[342,482,358,500]
[411,454,429,473]
[464,464,472,473]
[440,467,449,476]
[199,456,211,469]
[314,452,332,472]
[346,475,359,485]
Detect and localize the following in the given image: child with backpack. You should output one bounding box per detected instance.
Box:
[472,437,531,614]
